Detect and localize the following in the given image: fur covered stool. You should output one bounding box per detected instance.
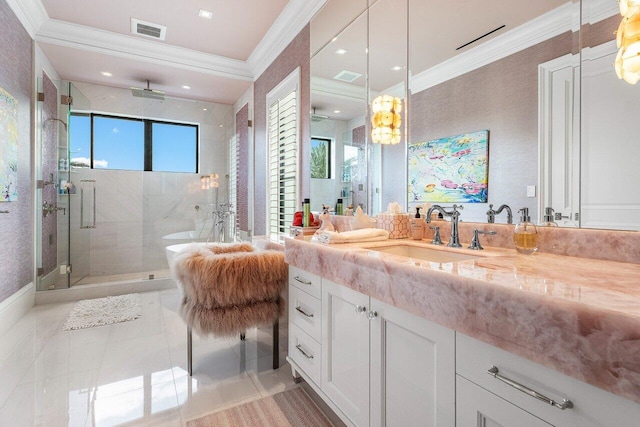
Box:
[173,242,287,375]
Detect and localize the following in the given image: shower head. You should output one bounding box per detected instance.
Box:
[45,117,67,132]
[131,80,165,100]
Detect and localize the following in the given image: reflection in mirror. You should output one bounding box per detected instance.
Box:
[310,9,368,213]
[581,0,640,231]
[407,0,578,224]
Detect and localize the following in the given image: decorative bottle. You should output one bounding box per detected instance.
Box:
[410,207,424,240]
[303,198,311,227]
[336,198,343,216]
[513,207,538,254]
[540,207,558,227]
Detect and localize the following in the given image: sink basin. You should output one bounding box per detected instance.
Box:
[364,244,479,263]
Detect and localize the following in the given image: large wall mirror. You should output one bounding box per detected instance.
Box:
[310,0,639,231]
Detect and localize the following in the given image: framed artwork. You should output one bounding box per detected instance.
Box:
[310,137,331,179]
[408,130,489,203]
[0,87,18,202]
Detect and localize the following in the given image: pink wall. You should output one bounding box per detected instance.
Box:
[0,0,33,302]
[235,104,249,232]
[253,24,310,235]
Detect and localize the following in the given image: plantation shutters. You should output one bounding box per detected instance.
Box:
[267,83,298,237]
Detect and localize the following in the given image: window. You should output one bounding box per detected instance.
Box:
[267,69,300,237]
[69,113,198,173]
[310,137,331,179]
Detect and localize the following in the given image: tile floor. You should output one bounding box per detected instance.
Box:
[0,289,298,426]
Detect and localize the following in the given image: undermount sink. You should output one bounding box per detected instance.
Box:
[363,244,479,263]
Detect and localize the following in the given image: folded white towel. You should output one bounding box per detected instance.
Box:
[314,228,389,244]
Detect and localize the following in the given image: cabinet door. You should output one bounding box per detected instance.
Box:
[457,375,552,427]
[370,299,455,427]
[322,279,370,427]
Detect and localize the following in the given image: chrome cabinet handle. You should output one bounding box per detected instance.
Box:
[295,306,314,318]
[487,366,573,410]
[355,305,366,314]
[296,344,313,359]
[367,310,378,320]
[294,276,312,285]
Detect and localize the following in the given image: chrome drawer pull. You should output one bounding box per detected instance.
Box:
[487,366,573,410]
[296,344,314,359]
[294,276,312,285]
[295,306,314,318]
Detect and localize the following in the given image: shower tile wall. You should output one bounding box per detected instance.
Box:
[66,82,233,281]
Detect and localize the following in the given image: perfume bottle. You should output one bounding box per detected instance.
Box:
[513,207,538,254]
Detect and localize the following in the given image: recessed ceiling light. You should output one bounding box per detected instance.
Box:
[331,37,338,43]
[182,85,191,90]
[203,108,208,111]
[334,110,341,114]
[219,124,224,128]
[199,9,213,19]
[335,49,347,55]
[101,71,112,77]
[391,66,403,71]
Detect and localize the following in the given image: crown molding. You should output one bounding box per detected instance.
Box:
[411,2,577,94]
[584,0,618,24]
[36,19,253,81]
[311,76,366,101]
[248,0,326,79]
[5,0,48,38]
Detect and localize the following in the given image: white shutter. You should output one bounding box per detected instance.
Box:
[228,134,238,239]
[268,87,298,237]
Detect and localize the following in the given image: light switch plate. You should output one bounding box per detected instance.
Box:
[526,185,536,197]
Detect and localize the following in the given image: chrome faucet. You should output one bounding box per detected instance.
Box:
[486,204,513,224]
[425,204,464,248]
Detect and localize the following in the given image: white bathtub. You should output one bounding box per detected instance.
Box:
[162,230,209,242]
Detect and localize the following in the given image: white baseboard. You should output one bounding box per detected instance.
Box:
[0,282,35,337]
[35,277,177,306]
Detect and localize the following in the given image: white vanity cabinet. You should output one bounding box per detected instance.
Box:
[321,278,456,427]
[456,333,640,427]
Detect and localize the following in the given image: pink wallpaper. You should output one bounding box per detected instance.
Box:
[235,104,249,232]
[0,0,33,302]
[253,24,310,236]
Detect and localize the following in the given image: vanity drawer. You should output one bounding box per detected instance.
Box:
[456,333,640,426]
[289,285,321,342]
[289,322,321,386]
[289,266,321,299]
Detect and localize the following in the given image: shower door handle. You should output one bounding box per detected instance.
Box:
[80,179,96,229]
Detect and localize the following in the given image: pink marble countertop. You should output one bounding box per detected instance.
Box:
[284,236,640,404]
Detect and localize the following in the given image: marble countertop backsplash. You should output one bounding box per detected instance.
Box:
[284,225,640,404]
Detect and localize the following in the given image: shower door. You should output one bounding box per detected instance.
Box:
[36,80,91,290]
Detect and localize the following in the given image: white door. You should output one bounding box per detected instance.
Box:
[370,299,455,427]
[538,53,580,227]
[322,279,370,427]
[457,375,552,427]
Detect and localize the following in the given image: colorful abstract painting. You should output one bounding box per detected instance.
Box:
[0,87,18,202]
[408,130,488,203]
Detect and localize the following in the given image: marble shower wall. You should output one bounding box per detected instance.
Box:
[65,82,233,279]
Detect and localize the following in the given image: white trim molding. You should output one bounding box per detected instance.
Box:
[10,0,325,83]
[411,2,578,94]
[248,0,326,79]
[0,283,35,337]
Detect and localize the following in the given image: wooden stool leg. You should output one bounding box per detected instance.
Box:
[187,326,193,376]
[273,318,279,369]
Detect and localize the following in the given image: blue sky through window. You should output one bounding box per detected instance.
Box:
[69,114,198,172]
[152,123,197,173]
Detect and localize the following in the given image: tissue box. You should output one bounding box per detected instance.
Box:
[376,213,410,239]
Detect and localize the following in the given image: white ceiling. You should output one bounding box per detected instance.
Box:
[7,0,325,104]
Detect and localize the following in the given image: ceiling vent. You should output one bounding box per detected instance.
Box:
[333,70,362,83]
[131,18,167,41]
[131,80,165,100]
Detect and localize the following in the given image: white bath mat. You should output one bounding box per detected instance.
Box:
[62,294,142,331]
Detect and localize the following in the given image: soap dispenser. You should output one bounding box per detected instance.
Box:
[540,207,558,227]
[410,207,424,240]
[513,207,538,254]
